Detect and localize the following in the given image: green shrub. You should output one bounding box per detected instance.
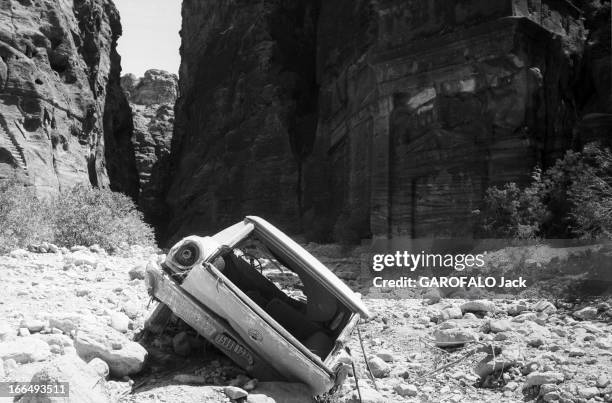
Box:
[52,185,155,251]
[0,180,52,252]
[479,142,612,240]
[0,181,155,252]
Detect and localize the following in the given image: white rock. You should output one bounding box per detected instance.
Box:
[0,337,51,364]
[109,312,130,333]
[489,319,513,333]
[439,306,463,321]
[433,327,478,347]
[0,322,17,341]
[224,386,248,400]
[88,357,110,379]
[74,324,147,377]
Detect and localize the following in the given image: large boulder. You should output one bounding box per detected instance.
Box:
[0,337,51,364]
[74,324,147,377]
[18,355,110,403]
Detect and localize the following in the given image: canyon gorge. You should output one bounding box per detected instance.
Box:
[0,0,610,244]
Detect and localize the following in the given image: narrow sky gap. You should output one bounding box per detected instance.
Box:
[114,0,181,77]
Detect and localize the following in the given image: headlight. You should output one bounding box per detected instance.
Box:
[174,241,200,268]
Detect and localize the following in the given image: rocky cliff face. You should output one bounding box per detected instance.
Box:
[169,0,611,242]
[168,0,320,239]
[0,0,136,197]
[121,69,177,231]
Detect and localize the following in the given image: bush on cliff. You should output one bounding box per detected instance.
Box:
[0,182,155,252]
[479,142,612,239]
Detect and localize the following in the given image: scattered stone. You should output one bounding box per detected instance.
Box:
[596,375,610,388]
[65,251,99,267]
[20,319,46,333]
[439,306,463,321]
[395,383,418,397]
[0,337,51,363]
[533,300,557,314]
[74,325,147,377]
[433,326,478,347]
[568,348,585,357]
[460,300,495,313]
[129,265,146,280]
[224,386,248,400]
[489,319,513,333]
[0,323,16,342]
[574,307,598,320]
[4,358,18,373]
[22,355,110,402]
[577,386,599,399]
[122,301,141,320]
[525,371,564,387]
[109,312,130,333]
[475,347,523,378]
[375,349,394,363]
[462,312,477,319]
[18,327,31,337]
[243,378,259,391]
[367,356,390,378]
[87,357,110,379]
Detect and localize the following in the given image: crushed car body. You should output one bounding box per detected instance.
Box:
[144,216,370,395]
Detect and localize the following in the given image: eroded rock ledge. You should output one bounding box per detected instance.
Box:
[0,0,136,198]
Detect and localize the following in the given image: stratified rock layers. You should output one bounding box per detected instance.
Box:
[0,0,136,197]
[169,0,611,242]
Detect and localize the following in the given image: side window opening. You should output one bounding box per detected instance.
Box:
[212,235,351,359]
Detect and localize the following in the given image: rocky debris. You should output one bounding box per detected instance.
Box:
[224,385,248,400]
[109,311,130,333]
[433,323,479,347]
[74,324,147,377]
[367,356,390,378]
[0,0,135,198]
[460,300,496,313]
[525,371,565,387]
[19,355,110,403]
[438,306,463,321]
[574,306,599,320]
[0,337,51,364]
[474,346,523,378]
[488,319,513,333]
[128,265,146,280]
[394,383,418,397]
[87,357,110,379]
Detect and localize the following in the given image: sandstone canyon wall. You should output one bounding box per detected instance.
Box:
[0,0,136,197]
[170,0,610,242]
[121,69,178,232]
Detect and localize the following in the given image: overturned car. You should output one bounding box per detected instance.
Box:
[144,216,370,395]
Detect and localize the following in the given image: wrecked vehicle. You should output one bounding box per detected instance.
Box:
[144,216,370,395]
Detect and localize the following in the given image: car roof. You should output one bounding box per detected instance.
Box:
[212,216,370,318]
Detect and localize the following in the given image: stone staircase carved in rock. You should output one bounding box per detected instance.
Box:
[0,119,28,175]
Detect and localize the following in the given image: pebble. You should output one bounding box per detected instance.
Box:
[367,356,390,378]
[375,349,394,363]
[88,357,110,378]
[489,319,513,333]
[128,265,146,280]
[568,348,585,357]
